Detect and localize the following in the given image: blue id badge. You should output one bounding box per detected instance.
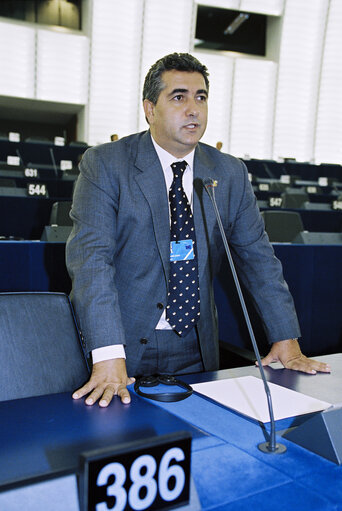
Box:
[170,239,195,261]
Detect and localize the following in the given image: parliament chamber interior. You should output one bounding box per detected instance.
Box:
[0,1,342,510]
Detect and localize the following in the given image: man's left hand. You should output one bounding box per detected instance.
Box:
[260,339,331,374]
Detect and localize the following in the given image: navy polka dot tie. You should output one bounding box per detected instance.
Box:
[166,161,200,336]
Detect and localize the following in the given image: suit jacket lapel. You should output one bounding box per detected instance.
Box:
[134,132,170,281]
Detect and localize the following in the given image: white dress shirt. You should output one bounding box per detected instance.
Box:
[92,137,195,364]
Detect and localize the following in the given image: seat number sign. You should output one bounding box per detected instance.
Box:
[268,196,283,208]
[27,183,47,196]
[80,432,191,511]
[24,168,39,178]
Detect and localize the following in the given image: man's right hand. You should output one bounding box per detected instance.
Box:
[72,358,135,407]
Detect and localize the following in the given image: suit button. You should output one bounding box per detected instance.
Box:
[140,338,148,345]
[157,302,164,309]
[80,333,86,348]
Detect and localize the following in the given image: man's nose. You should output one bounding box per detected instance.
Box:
[185,98,199,117]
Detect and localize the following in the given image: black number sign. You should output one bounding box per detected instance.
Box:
[80,431,191,511]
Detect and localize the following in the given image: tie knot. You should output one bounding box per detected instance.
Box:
[171,161,187,178]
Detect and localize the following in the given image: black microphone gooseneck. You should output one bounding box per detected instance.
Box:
[203,177,286,454]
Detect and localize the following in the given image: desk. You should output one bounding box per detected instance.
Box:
[1,355,341,510]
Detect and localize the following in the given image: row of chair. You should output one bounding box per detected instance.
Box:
[0,137,87,201]
[0,134,341,243]
[0,163,76,200]
[1,196,341,243]
[0,136,88,166]
[261,210,342,244]
[243,157,342,182]
[39,201,342,245]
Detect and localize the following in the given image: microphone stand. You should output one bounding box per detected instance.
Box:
[204,178,286,454]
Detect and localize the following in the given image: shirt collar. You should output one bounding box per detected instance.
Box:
[151,135,195,172]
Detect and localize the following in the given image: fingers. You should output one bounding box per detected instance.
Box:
[256,350,279,368]
[285,355,331,375]
[76,382,133,407]
[73,381,113,406]
[259,353,277,367]
[72,382,95,400]
[99,385,117,407]
[72,358,135,407]
[85,383,116,406]
[116,385,132,405]
[256,339,331,376]
[98,383,133,407]
[310,360,331,373]
[285,356,316,374]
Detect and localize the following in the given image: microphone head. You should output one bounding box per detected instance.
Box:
[203,178,218,190]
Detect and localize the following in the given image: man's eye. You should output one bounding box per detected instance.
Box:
[198,95,207,102]
[173,95,183,101]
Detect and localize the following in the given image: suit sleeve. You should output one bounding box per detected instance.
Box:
[227,159,301,343]
[65,147,126,353]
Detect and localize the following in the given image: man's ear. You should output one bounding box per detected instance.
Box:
[143,99,155,125]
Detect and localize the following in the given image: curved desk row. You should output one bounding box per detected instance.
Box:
[0,195,341,240]
[0,241,340,359]
[0,355,341,510]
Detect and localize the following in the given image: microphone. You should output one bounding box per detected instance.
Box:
[49,147,59,178]
[203,177,286,454]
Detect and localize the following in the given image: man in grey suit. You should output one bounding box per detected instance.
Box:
[66,53,330,407]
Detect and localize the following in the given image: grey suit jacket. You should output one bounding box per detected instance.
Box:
[66,131,300,375]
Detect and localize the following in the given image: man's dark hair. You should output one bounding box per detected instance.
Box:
[143,53,209,104]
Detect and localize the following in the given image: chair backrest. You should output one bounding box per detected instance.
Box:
[281,189,309,209]
[49,201,72,226]
[0,292,90,401]
[261,210,304,242]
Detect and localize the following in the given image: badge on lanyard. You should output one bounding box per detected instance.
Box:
[170,240,195,262]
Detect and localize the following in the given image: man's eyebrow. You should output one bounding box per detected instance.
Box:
[168,88,188,97]
[168,88,208,97]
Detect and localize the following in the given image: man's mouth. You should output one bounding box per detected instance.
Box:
[184,123,199,129]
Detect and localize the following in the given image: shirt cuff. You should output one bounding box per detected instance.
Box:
[92,345,126,363]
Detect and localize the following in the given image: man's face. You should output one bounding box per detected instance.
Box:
[144,70,208,158]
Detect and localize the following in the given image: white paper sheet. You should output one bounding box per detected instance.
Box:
[192,376,331,423]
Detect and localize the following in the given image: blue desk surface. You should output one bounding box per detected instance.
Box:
[0,355,341,510]
[0,392,211,491]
